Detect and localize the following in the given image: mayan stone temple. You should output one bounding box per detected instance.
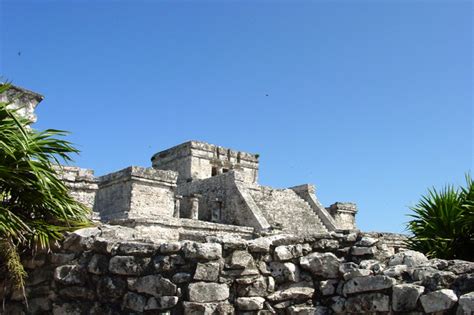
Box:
[2,85,473,315]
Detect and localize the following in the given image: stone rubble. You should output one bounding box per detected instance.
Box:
[2,225,473,314]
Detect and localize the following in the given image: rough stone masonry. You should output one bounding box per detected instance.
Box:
[1,85,473,314]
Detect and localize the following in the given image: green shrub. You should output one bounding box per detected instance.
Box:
[406,175,474,261]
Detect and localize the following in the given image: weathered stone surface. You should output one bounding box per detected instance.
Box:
[267,283,314,302]
[109,255,150,275]
[194,261,220,281]
[236,297,265,310]
[28,297,51,313]
[128,275,177,297]
[355,237,378,247]
[97,277,127,301]
[300,252,340,278]
[63,227,100,251]
[160,242,182,254]
[343,275,396,295]
[446,260,474,274]
[122,292,146,312]
[457,292,474,315]
[389,250,428,267]
[358,259,385,274]
[236,276,273,297]
[313,239,339,251]
[183,242,222,260]
[153,254,185,272]
[229,250,254,269]
[269,261,300,283]
[319,279,338,296]
[59,286,95,299]
[145,296,179,310]
[88,254,109,275]
[420,289,459,313]
[274,244,309,261]
[330,296,346,313]
[343,268,372,280]
[351,246,376,256]
[116,242,160,256]
[392,284,424,311]
[288,306,331,315]
[172,272,192,284]
[54,265,86,285]
[183,301,234,315]
[50,253,76,265]
[52,302,83,315]
[382,264,410,279]
[247,237,272,253]
[345,293,390,313]
[188,282,229,302]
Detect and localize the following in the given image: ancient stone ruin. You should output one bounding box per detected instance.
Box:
[2,85,473,314]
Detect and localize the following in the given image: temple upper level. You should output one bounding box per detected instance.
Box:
[151,141,259,184]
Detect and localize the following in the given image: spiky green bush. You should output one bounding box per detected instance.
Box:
[406,175,474,261]
[0,83,91,290]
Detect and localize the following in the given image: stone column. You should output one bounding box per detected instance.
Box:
[328,202,357,230]
[189,194,201,220]
[174,195,183,218]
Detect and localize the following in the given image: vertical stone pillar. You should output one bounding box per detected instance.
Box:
[328,202,357,230]
[189,194,201,220]
[174,195,183,218]
[211,198,222,223]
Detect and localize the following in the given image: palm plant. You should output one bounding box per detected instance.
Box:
[0,83,91,291]
[406,175,474,261]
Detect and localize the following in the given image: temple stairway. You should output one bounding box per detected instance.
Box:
[249,187,328,235]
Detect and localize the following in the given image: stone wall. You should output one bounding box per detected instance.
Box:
[0,84,43,123]
[55,166,98,211]
[3,226,473,315]
[94,166,178,221]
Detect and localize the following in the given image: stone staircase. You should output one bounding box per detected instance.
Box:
[249,187,328,235]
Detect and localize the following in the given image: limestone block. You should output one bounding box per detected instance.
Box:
[183,242,222,260]
[358,259,385,274]
[54,265,86,285]
[236,297,265,311]
[288,306,331,315]
[235,276,272,297]
[53,303,82,315]
[351,246,376,256]
[194,261,220,281]
[388,250,428,267]
[28,297,51,313]
[172,272,192,284]
[188,282,230,302]
[160,242,182,254]
[342,275,396,295]
[274,244,309,261]
[145,296,179,310]
[392,284,424,312]
[344,293,390,313]
[88,254,109,275]
[342,268,372,280]
[299,252,340,278]
[229,250,255,269]
[153,255,186,272]
[96,277,127,301]
[320,280,339,298]
[122,292,147,312]
[116,242,160,256]
[382,264,410,279]
[50,253,76,265]
[266,282,314,302]
[420,289,458,313]
[182,301,234,315]
[108,256,150,275]
[312,239,340,251]
[269,262,300,283]
[355,236,378,247]
[59,286,95,299]
[248,237,272,253]
[457,292,474,315]
[128,275,177,297]
[63,227,101,251]
[330,296,346,314]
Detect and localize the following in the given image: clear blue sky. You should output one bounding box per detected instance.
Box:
[1,0,472,233]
